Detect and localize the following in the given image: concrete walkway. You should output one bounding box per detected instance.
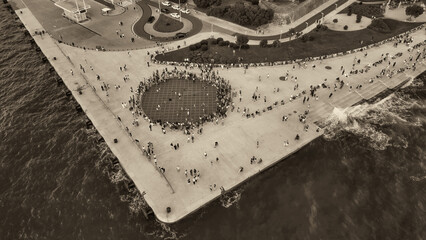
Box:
[16,3,426,224]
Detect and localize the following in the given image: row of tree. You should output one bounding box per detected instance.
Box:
[206,2,274,27]
[193,0,221,8]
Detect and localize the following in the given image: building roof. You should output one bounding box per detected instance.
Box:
[55,0,90,13]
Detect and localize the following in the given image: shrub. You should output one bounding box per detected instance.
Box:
[333,18,338,23]
[315,24,321,31]
[223,40,230,46]
[236,34,249,46]
[406,4,424,18]
[356,14,362,23]
[272,40,281,47]
[259,39,268,48]
[218,40,225,46]
[241,43,250,49]
[194,0,221,8]
[210,39,217,45]
[169,0,187,4]
[368,18,390,33]
[301,34,309,42]
[200,39,208,45]
[347,6,352,16]
[201,45,209,51]
[216,37,224,44]
[206,3,274,27]
[148,16,155,23]
[344,3,384,18]
[343,25,348,30]
[189,44,198,51]
[195,42,202,49]
[315,24,328,31]
[229,43,239,49]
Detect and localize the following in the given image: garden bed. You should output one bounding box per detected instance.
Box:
[340,2,384,18]
[155,19,422,64]
[153,14,184,33]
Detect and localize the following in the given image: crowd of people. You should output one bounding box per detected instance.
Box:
[135,67,233,131]
[151,25,425,69]
[70,21,425,198]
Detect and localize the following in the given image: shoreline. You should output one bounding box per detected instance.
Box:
[11,3,425,223]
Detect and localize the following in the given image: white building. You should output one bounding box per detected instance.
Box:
[55,0,91,23]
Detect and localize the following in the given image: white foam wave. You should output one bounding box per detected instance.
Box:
[220,188,244,209]
[145,220,180,240]
[321,91,421,150]
[109,168,128,184]
[410,176,426,182]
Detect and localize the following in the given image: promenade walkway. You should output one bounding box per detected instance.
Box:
[15,1,425,223]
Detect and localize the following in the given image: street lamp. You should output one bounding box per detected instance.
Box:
[321,12,324,23]
[305,21,309,29]
[280,30,282,39]
[158,0,161,14]
[335,3,337,10]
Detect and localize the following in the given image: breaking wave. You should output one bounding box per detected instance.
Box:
[321,76,426,151]
[220,188,244,209]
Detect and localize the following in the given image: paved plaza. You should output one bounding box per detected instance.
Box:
[141,77,218,123]
[10,0,426,223]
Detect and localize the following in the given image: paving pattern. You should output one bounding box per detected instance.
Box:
[141,77,217,123]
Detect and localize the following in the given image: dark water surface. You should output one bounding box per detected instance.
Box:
[1,8,425,240]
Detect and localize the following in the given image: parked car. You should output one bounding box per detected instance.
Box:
[170,13,180,19]
[161,8,170,14]
[172,5,180,10]
[175,32,187,39]
[180,8,190,14]
[161,1,171,6]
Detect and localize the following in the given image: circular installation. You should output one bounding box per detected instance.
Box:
[138,69,232,129]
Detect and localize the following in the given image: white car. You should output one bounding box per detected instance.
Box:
[170,13,180,19]
[172,5,180,10]
[161,1,171,6]
[180,8,190,14]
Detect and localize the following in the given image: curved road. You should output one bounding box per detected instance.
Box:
[134,0,350,42]
[134,0,203,41]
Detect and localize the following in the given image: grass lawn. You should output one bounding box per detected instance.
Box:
[156,19,422,64]
[153,14,184,33]
[339,2,384,18]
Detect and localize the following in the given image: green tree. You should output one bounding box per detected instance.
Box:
[405,5,424,18]
[356,14,362,23]
[236,34,249,46]
[289,28,295,40]
[259,39,268,48]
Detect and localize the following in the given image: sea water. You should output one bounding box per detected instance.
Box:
[0,7,425,240]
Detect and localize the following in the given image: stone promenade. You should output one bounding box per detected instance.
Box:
[15,5,425,223]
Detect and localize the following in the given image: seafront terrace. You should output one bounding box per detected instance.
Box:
[12,0,426,223]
